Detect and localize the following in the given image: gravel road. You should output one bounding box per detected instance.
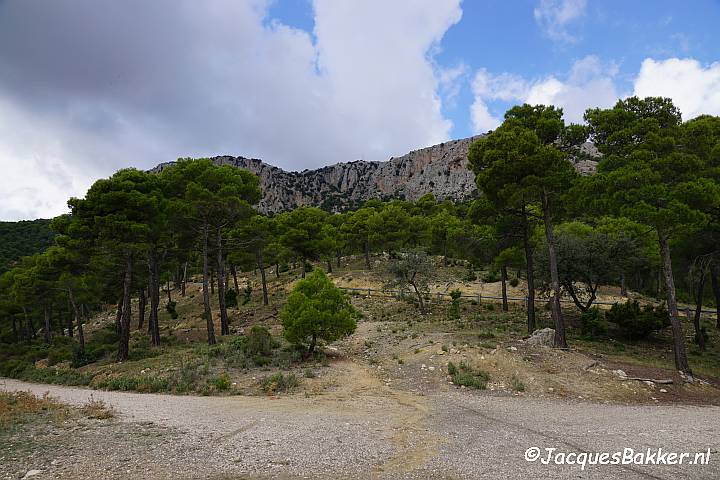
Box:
[2,370,719,479]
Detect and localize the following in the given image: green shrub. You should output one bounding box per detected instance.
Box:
[606,300,669,340]
[280,269,357,355]
[580,307,608,338]
[509,277,519,287]
[210,373,232,391]
[510,375,525,392]
[166,300,178,319]
[242,282,253,305]
[303,368,316,378]
[449,289,462,319]
[245,325,274,356]
[225,288,238,308]
[448,361,489,389]
[260,372,299,394]
[482,270,500,283]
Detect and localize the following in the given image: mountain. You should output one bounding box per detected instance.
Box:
[151,136,598,213]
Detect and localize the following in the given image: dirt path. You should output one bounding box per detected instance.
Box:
[2,371,720,479]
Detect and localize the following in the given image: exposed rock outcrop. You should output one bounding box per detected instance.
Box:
[150,136,598,213]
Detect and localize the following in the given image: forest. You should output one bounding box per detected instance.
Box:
[1,97,719,382]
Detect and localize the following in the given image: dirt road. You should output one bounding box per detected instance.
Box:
[2,366,719,479]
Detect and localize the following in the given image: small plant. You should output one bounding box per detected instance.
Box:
[261,373,299,394]
[166,300,178,319]
[441,344,449,352]
[81,395,116,419]
[303,368,316,378]
[510,375,525,392]
[580,307,608,338]
[242,282,253,305]
[225,288,238,308]
[509,277,519,287]
[245,325,275,357]
[448,361,489,389]
[449,289,462,319]
[210,373,232,391]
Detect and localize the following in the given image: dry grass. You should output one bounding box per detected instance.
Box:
[0,391,67,427]
[80,395,116,419]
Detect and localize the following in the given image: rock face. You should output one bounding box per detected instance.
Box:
[526,328,556,347]
[150,136,598,214]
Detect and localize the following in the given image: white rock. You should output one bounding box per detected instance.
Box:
[660,388,668,393]
[428,366,435,371]
[23,471,42,479]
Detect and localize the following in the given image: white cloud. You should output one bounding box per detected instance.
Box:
[470,55,620,133]
[533,0,587,42]
[633,58,720,119]
[0,0,462,220]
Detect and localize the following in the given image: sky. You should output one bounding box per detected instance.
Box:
[1,0,719,221]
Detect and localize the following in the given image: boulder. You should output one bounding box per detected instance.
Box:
[526,328,555,347]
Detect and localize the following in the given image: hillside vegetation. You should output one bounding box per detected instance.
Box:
[0,219,54,273]
[1,98,720,404]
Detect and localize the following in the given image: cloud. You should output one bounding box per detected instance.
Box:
[633,58,720,119]
[470,55,620,133]
[0,0,462,220]
[533,0,587,42]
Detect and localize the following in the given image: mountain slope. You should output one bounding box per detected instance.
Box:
[151,136,597,213]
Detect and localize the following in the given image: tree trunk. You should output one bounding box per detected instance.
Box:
[216,227,229,336]
[657,230,692,375]
[336,250,341,268]
[181,262,187,297]
[66,297,74,338]
[364,241,371,269]
[620,273,628,297]
[115,297,123,335]
[138,288,146,330]
[68,290,85,354]
[522,206,536,333]
[43,304,52,344]
[167,279,172,303]
[500,265,509,312]
[308,333,317,356]
[541,192,566,348]
[711,263,720,330]
[117,253,133,362]
[11,315,18,342]
[301,257,306,278]
[326,258,333,273]
[411,280,425,314]
[230,263,240,294]
[693,266,706,351]
[203,225,216,345]
[148,255,161,347]
[256,250,269,306]
[78,303,87,353]
[275,262,280,279]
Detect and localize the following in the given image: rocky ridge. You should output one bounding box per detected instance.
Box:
[151,136,598,213]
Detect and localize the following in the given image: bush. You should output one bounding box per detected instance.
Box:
[482,270,500,283]
[447,361,489,389]
[210,373,232,391]
[245,325,275,356]
[280,269,357,355]
[449,289,462,319]
[242,282,252,305]
[580,307,608,338]
[260,372,299,394]
[605,300,669,340]
[509,277,519,287]
[510,375,525,392]
[166,300,178,319]
[225,288,238,308]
